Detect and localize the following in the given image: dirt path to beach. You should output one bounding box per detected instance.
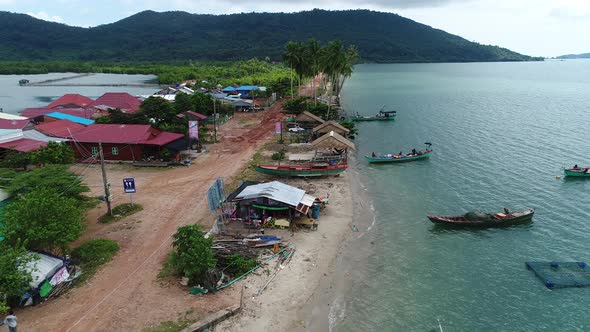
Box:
[17,103,285,332]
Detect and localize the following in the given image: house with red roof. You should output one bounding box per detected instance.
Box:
[20,108,104,121]
[90,93,142,114]
[47,94,94,109]
[35,120,86,138]
[68,124,185,161]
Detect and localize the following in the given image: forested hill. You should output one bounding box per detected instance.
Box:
[556,53,590,59]
[0,9,541,63]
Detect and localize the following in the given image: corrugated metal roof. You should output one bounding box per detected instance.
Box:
[35,120,86,138]
[72,124,182,146]
[0,119,30,130]
[21,108,100,119]
[233,181,306,207]
[48,94,93,109]
[236,86,259,91]
[23,252,64,289]
[90,93,141,113]
[0,113,28,120]
[45,112,95,125]
[0,138,48,152]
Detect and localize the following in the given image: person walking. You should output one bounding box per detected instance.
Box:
[2,310,17,332]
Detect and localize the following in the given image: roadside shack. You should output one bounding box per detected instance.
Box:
[228,181,317,229]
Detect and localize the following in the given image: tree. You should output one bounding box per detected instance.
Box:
[0,151,32,170]
[3,188,84,253]
[0,243,35,314]
[304,39,322,103]
[139,97,176,126]
[174,93,194,114]
[32,141,75,165]
[283,41,304,98]
[7,164,89,201]
[169,225,216,285]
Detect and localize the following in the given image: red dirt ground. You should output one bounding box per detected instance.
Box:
[17,101,287,331]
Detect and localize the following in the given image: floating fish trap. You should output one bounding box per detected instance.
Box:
[526,261,590,289]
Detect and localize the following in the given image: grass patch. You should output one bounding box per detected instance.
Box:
[143,320,194,332]
[71,239,120,284]
[157,252,178,285]
[98,203,143,223]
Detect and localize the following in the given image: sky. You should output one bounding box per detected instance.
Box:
[2,0,590,57]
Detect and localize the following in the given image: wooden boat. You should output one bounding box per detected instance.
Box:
[351,106,397,121]
[255,163,347,177]
[564,166,590,177]
[366,149,432,163]
[428,209,534,227]
[366,143,432,163]
[18,79,29,86]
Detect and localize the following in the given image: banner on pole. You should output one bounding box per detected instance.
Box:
[189,121,199,139]
[275,122,281,134]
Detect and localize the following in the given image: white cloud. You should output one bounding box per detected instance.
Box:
[26,11,64,23]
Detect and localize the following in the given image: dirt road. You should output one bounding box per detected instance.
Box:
[18,104,285,331]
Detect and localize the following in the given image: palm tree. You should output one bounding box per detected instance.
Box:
[282,41,304,98]
[304,39,321,103]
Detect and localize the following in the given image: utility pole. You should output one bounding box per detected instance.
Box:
[213,97,217,143]
[99,142,113,216]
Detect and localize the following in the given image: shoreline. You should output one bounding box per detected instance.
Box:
[212,171,355,331]
[213,154,374,332]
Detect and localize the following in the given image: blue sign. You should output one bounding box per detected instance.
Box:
[123,178,136,193]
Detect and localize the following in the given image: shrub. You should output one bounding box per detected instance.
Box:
[271,151,285,160]
[169,225,216,285]
[71,239,120,283]
[224,254,257,276]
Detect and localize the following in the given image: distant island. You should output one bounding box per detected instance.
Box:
[556,53,590,59]
[0,9,542,63]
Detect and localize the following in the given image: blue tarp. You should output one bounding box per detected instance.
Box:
[45,112,95,126]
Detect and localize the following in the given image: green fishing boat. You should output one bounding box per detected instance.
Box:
[564,166,590,177]
[366,143,432,163]
[255,163,347,177]
[351,106,397,121]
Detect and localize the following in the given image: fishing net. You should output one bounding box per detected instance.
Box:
[464,211,493,221]
[526,262,590,289]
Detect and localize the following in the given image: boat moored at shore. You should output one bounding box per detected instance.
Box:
[366,143,432,163]
[255,163,348,177]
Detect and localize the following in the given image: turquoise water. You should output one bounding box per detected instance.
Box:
[336,61,590,331]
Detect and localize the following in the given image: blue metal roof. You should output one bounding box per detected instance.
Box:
[222,86,236,92]
[45,112,95,125]
[236,86,259,91]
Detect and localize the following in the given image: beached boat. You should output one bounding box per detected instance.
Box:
[564,166,590,177]
[351,106,397,121]
[255,163,347,177]
[428,209,534,227]
[366,143,432,163]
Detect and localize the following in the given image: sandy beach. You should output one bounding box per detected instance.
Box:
[213,173,355,332]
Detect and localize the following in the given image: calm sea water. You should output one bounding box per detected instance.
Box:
[335,60,590,331]
[0,73,159,114]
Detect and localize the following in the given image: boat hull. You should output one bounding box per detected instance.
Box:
[255,164,347,177]
[564,168,590,177]
[428,209,534,227]
[351,117,395,122]
[365,151,432,163]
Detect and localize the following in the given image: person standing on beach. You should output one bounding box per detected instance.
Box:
[2,310,17,332]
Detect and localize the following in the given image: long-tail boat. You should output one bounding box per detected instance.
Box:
[365,143,432,163]
[255,163,347,177]
[564,166,590,177]
[351,106,397,121]
[428,209,534,227]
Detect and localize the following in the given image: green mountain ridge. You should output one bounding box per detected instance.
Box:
[0,9,541,63]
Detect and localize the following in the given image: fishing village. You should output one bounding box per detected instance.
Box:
[0,41,367,332]
[4,5,590,332]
